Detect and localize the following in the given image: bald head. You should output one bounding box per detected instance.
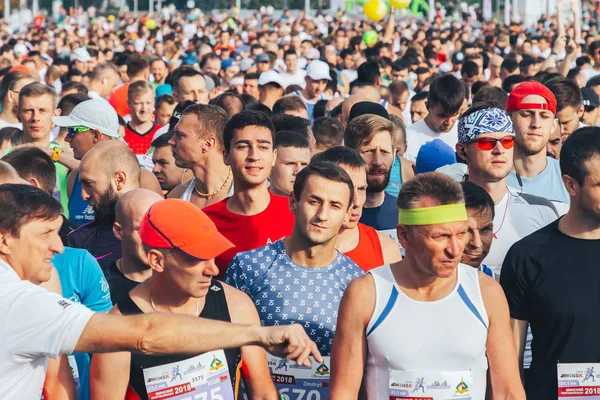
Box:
[351,85,382,102]
[325,97,344,114]
[81,141,141,189]
[115,188,163,225]
[342,95,371,125]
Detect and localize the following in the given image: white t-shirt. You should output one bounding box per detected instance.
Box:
[405,118,459,162]
[0,118,22,130]
[581,66,600,82]
[0,260,94,399]
[483,187,558,276]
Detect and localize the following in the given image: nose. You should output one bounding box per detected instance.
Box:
[205,259,220,277]
[469,229,482,249]
[152,164,160,174]
[446,236,463,259]
[372,149,383,166]
[247,145,261,160]
[168,135,176,147]
[65,134,72,143]
[51,233,65,255]
[315,203,329,222]
[531,113,542,128]
[492,140,505,154]
[292,163,302,175]
[81,187,90,201]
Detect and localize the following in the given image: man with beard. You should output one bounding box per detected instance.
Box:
[105,189,163,305]
[501,127,600,399]
[65,141,142,269]
[506,82,570,207]
[405,75,468,161]
[345,114,398,233]
[312,146,402,271]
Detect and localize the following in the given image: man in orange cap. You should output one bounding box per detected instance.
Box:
[91,198,278,400]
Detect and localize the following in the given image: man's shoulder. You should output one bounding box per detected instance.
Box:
[232,240,284,265]
[507,219,560,254]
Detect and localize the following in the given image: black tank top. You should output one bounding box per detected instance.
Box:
[118,279,241,400]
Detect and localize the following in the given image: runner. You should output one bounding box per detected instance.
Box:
[203,110,294,277]
[312,146,402,270]
[345,114,398,232]
[108,53,149,118]
[105,189,163,304]
[269,130,311,197]
[0,70,33,129]
[506,81,570,206]
[329,172,524,399]
[460,181,496,278]
[455,105,558,274]
[124,81,161,157]
[0,184,322,400]
[65,141,143,268]
[91,199,278,399]
[258,70,284,110]
[86,63,120,101]
[225,161,365,355]
[294,60,331,120]
[167,104,234,208]
[546,78,585,136]
[151,132,193,196]
[171,68,210,104]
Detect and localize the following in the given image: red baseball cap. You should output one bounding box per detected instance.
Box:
[140,199,234,260]
[506,81,557,115]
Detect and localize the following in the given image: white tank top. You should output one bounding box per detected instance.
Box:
[364,264,489,400]
[180,177,234,202]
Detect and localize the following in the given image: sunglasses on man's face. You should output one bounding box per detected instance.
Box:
[67,126,92,138]
[470,136,515,151]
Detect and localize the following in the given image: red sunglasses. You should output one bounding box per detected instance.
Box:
[470,136,515,151]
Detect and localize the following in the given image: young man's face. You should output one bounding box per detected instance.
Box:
[129,91,155,124]
[511,96,558,156]
[155,101,176,127]
[152,145,185,191]
[583,107,600,127]
[285,54,298,73]
[175,75,208,104]
[426,102,462,133]
[224,125,276,187]
[243,78,260,99]
[556,105,584,136]
[19,94,56,142]
[410,99,428,123]
[305,77,327,99]
[270,145,311,196]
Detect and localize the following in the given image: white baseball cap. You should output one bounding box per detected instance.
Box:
[306,60,331,81]
[258,70,283,87]
[70,47,92,63]
[13,43,28,56]
[53,99,120,138]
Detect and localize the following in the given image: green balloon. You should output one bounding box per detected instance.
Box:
[362,30,379,47]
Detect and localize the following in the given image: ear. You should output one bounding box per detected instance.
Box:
[411,163,416,175]
[551,117,559,134]
[114,170,127,191]
[54,108,61,117]
[288,191,298,214]
[0,231,12,256]
[396,224,412,249]
[578,105,585,118]
[113,221,123,240]
[223,148,231,166]
[147,249,166,273]
[92,130,103,143]
[272,148,278,168]
[562,174,578,197]
[456,143,468,162]
[27,177,42,189]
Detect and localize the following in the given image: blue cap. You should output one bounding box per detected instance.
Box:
[416,139,457,174]
[155,84,173,99]
[221,58,237,70]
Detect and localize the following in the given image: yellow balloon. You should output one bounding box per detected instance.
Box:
[363,0,387,21]
[391,0,411,8]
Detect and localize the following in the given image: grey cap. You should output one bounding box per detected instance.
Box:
[203,74,215,91]
[52,99,120,138]
[240,58,255,72]
[256,53,270,63]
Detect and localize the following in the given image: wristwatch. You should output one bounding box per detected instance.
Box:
[52,147,62,162]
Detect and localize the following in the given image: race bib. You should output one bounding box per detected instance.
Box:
[67,355,80,390]
[267,354,330,400]
[143,350,234,400]
[389,370,474,400]
[558,363,600,398]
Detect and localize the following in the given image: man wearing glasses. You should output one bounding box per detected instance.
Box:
[455,105,558,276]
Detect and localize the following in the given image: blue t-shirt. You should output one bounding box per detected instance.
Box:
[52,247,112,400]
[385,156,403,198]
[506,157,570,204]
[359,192,398,231]
[225,239,364,355]
[68,172,95,226]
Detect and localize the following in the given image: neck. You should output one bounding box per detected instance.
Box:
[468,173,507,204]
[0,105,17,123]
[365,190,385,208]
[23,131,50,146]
[301,89,317,102]
[423,115,441,133]
[129,119,154,132]
[190,157,231,194]
[149,276,202,312]
[335,225,359,253]
[119,255,152,282]
[261,96,277,110]
[513,147,548,178]
[88,81,104,96]
[559,205,600,239]
[269,184,288,197]
[283,232,338,268]
[227,181,271,215]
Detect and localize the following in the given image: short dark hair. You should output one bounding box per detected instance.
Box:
[310,146,366,170]
[472,86,508,109]
[274,130,310,149]
[61,81,88,97]
[313,117,344,150]
[57,94,90,116]
[502,75,527,93]
[546,78,583,112]
[126,53,149,77]
[151,131,174,148]
[501,58,519,73]
[293,161,354,208]
[272,96,307,115]
[344,114,395,150]
[461,181,495,218]
[181,104,229,148]
[397,172,464,210]
[3,147,57,195]
[223,110,275,153]
[0,184,62,237]
[461,61,479,78]
[411,91,428,102]
[247,102,272,117]
[156,93,175,108]
[427,75,467,116]
[0,127,22,146]
[272,114,311,139]
[587,75,600,89]
[560,126,600,185]
[172,68,203,96]
[313,99,328,120]
[471,81,489,97]
[244,73,260,81]
[356,61,380,85]
[588,40,600,56]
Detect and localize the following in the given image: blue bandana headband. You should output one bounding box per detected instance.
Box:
[457,107,515,144]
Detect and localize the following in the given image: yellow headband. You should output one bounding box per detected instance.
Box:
[398,203,468,226]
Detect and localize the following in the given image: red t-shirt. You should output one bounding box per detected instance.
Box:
[203,192,295,279]
[344,223,384,272]
[108,82,130,118]
[124,123,161,155]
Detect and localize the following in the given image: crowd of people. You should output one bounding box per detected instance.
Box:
[2,2,600,400]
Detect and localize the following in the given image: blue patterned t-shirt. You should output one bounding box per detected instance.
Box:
[224,239,364,355]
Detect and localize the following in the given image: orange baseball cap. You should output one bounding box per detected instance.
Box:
[9,64,31,74]
[140,199,234,260]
